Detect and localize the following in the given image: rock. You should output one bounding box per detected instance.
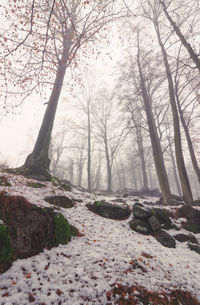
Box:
[188,243,200,254]
[129,219,152,234]
[86,201,131,220]
[0,193,77,274]
[155,230,176,248]
[182,218,200,234]
[44,196,75,208]
[153,208,172,229]
[178,205,200,219]
[148,215,162,231]
[174,233,198,244]
[132,204,152,220]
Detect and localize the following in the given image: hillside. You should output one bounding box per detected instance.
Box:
[0,172,200,305]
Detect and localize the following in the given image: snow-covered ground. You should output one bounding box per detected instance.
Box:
[0,172,200,305]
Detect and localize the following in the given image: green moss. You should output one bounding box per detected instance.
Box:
[0,224,12,262]
[60,183,71,192]
[94,201,103,206]
[54,213,71,245]
[27,182,46,188]
[0,181,11,187]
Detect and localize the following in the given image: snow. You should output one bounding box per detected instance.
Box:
[0,172,200,304]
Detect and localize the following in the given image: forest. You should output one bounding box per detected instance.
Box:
[0,0,200,304]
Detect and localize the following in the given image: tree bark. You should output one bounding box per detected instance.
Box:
[168,136,182,197]
[21,49,68,179]
[154,21,193,204]
[175,90,200,184]
[104,133,112,192]
[87,108,92,192]
[137,46,171,204]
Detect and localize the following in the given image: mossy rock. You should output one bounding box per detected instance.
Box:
[174,233,198,244]
[27,182,46,188]
[154,230,176,248]
[60,183,71,192]
[188,243,200,254]
[152,208,172,229]
[54,213,71,245]
[86,202,131,220]
[0,223,12,262]
[129,219,152,234]
[132,204,152,220]
[182,219,200,234]
[44,196,75,208]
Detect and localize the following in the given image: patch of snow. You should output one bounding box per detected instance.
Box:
[0,172,200,304]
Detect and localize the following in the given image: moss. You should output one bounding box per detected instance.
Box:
[0,181,11,187]
[94,201,104,206]
[54,213,71,245]
[60,183,71,192]
[0,224,12,262]
[27,182,46,188]
[174,233,198,244]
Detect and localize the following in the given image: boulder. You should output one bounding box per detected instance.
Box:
[182,218,200,234]
[148,215,162,231]
[178,205,199,219]
[132,204,152,220]
[0,192,77,274]
[44,195,75,208]
[153,208,172,229]
[129,219,152,234]
[188,243,200,255]
[174,233,198,244]
[86,201,131,220]
[155,230,176,248]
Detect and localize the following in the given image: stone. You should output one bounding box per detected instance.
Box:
[188,243,200,254]
[153,208,172,229]
[178,205,199,219]
[86,202,131,220]
[44,196,75,208]
[0,193,77,274]
[174,233,198,244]
[148,215,162,231]
[155,230,176,248]
[182,218,200,234]
[132,204,152,220]
[129,219,152,234]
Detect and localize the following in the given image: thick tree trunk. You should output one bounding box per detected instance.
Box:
[175,91,200,185]
[137,48,171,204]
[160,0,200,73]
[21,57,67,179]
[155,22,193,204]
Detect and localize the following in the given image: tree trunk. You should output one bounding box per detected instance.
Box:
[21,54,67,179]
[104,134,112,192]
[154,21,193,204]
[168,136,182,197]
[87,110,92,192]
[175,89,200,185]
[137,46,171,204]
[136,125,148,189]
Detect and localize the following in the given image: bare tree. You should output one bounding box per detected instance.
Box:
[0,0,123,179]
